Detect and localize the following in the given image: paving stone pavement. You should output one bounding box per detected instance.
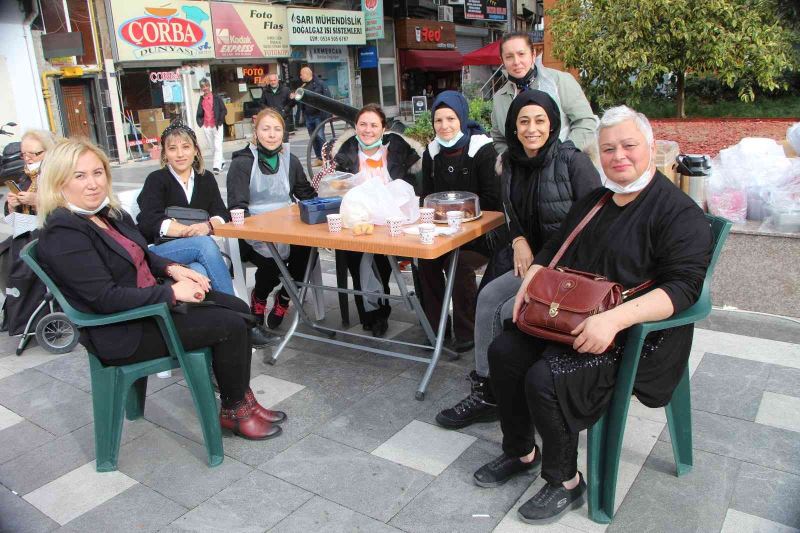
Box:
[0,280,798,532]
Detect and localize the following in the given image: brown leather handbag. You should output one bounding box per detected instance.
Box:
[517,192,653,346]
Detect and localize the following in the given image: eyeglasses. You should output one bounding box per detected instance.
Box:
[22,151,45,158]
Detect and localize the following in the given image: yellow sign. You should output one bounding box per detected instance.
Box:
[61,66,84,77]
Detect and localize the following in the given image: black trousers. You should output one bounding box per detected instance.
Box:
[418,249,488,342]
[344,251,392,326]
[488,328,579,485]
[102,291,251,407]
[239,240,311,302]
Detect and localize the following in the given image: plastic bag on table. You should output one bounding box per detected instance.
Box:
[788,122,800,154]
[706,158,747,223]
[317,171,358,198]
[340,178,420,227]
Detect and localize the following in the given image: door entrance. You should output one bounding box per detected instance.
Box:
[59,79,97,142]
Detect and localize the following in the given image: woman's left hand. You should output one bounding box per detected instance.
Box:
[571,313,623,355]
[168,265,211,293]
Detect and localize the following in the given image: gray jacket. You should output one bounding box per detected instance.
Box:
[491,62,597,154]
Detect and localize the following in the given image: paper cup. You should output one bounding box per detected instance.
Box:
[327,213,343,233]
[387,216,403,237]
[419,223,436,244]
[446,210,464,231]
[419,207,435,224]
[231,208,245,226]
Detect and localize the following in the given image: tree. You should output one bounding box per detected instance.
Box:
[549,0,798,117]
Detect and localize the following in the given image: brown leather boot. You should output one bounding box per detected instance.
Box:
[219,400,282,440]
[245,388,287,424]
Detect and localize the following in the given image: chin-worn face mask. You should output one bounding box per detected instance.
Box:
[26,161,42,172]
[600,146,654,194]
[357,134,383,150]
[65,196,110,216]
[436,131,464,149]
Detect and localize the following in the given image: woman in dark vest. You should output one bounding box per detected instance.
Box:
[436,90,601,429]
[418,91,499,353]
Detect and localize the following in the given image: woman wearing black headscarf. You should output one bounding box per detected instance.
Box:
[435,90,600,430]
[418,91,499,354]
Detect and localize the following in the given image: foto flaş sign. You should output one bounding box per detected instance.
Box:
[210,2,289,58]
[110,1,215,61]
[287,9,365,45]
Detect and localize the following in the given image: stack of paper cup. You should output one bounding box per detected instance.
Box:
[327,213,343,233]
[419,223,436,244]
[387,216,403,237]
[446,210,463,231]
[231,208,245,226]
[419,208,435,224]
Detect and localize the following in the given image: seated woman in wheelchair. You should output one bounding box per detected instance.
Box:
[473,106,713,524]
[227,108,316,330]
[137,121,278,347]
[36,138,286,441]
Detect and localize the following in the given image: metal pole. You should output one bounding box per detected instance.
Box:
[507,0,515,33]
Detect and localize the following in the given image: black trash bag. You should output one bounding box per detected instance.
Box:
[2,230,47,336]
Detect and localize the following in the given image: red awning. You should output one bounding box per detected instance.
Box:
[399,49,463,72]
[462,41,501,66]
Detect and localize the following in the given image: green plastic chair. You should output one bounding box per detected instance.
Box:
[20,240,224,472]
[586,214,732,523]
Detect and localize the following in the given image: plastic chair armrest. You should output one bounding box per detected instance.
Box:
[67,303,172,328]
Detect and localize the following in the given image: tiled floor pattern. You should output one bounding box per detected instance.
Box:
[0,299,798,532]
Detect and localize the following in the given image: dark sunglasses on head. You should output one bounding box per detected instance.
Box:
[22,151,45,157]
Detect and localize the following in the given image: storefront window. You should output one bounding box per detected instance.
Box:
[119,68,187,148]
[378,21,395,59]
[380,64,397,108]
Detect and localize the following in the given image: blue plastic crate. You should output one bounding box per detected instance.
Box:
[299,197,342,224]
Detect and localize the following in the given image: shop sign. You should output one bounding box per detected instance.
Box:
[210,3,289,58]
[240,66,268,85]
[110,0,215,61]
[358,46,378,68]
[395,18,456,50]
[287,8,365,46]
[307,46,348,63]
[149,70,182,82]
[361,0,384,40]
[465,0,508,21]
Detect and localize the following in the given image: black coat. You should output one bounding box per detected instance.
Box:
[195,93,226,128]
[332,131,423,189]
[226,145,316,215]
[260,84,295,117]
[136,167,229,244]
[297,77,330,119]
[502,140,600,254]
[38,208,176,360]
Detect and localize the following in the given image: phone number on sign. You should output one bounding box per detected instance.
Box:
[306,35,351,43]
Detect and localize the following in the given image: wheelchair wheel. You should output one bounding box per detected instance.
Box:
[35,312,79,354]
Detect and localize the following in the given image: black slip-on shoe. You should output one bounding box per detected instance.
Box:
[518,472,586,524]
[473,448,541,488]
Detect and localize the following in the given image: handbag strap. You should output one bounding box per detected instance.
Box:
[545,191,655,298]
[547,192,613,268]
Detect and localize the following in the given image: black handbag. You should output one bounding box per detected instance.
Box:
[164,206,210,225]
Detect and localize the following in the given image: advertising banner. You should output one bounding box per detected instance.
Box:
[210,3,289,58]
[361,0,384,40]
[287,9,365,45]
[358,46,378,68]
[307,46,348,63]
[465,0,508,21]
[109,0,215,61]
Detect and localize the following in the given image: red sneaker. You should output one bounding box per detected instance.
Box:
[267,296,289,329]
[250,292,267,320]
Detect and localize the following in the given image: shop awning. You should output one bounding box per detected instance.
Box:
[399,49,463,72]
[462,41,501,66]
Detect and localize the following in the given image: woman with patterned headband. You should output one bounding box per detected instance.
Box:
[136,121,280,348]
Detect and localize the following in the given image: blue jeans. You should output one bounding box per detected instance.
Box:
[305,114,326,159]
[150,236,234,295]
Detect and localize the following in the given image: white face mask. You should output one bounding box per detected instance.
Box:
[600,146,654,194]
[436,131,464,149]
[26,161,42,172]
[357,134,383,150]
[65,196,110,216]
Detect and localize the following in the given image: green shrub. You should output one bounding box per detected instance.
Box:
[403,99,494,145]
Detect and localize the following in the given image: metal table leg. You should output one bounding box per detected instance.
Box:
[413,249,459,400]
[335,250,350,326]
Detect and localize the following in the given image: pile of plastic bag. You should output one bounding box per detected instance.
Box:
[339,178,420,228]
[707,137,799,228]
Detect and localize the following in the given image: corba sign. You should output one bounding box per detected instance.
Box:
[109,1,215,61]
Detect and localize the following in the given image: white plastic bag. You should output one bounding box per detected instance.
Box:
[317,171,358,198]
[788,122,800,154]
[340,179,420,227]
[706,158,747,223]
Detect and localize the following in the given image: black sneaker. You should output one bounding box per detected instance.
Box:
[249,325,282,348]
[518,472,586,524]
[435,371,497,429]
[212,167,220,175]
[474,448,541,488]
[450,338,475,353]
[267,295,290,329]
